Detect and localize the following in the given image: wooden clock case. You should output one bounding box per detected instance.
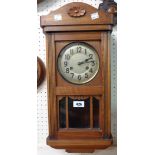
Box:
[41,2,114,153]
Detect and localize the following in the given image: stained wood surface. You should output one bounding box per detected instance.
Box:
[41,2,113,27]
[55,86,104,95]
[37,57,46,87]
[41,2,114,153]
[47,137,112,150]
[43,25,112,32]
[40,2,114,33]
[57,129,102,139]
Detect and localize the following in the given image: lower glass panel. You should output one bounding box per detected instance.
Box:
[59,97,66,128]
[93,97,99,128]
[68,97,90,128]
[59,96,100,129]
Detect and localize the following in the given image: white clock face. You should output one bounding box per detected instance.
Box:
[57,42,99,85]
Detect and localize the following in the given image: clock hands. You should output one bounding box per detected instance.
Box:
[78,57,93,65]
[78,60,95,65]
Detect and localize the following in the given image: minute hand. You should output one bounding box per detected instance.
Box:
[86,60,95,63]
[78,57,92,65]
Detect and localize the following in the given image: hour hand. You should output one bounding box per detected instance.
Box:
[87,60,95,64]
[78,61,85,65]
[78,57,92,65]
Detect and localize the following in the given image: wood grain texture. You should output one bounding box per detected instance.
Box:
[54,32,101,41]
[47,137,112,150]
[43,25,112,32]
[107,32,112,136]
[40,2,113,28]
[57,129,102,139]
[46,34,52,136]
[41,2,114,153]
[102,32,112,138]
[56,86,104,95]
[37,56,46,87]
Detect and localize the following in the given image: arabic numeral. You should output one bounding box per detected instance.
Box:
[89,54,93,59]
[70,73,74,78]
[64,61,68,67]
[85,49,87,55]
[66,68,70,73]
[70,49,74,55]
[91,61,95,66]
[78,75,82,80]
[85,73,89,78]
[65,54,70,60]
[76,103,82,106]
[77,47,82,53]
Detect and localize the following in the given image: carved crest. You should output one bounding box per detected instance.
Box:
[68,7,86,17]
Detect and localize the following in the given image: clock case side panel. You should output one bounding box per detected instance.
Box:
[46,34,57,138]
[101,32,112,139]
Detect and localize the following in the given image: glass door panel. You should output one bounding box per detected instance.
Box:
[59,96,100,129]
[68,97,90,128]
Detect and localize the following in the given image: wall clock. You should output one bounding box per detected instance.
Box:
[41,2,116,153]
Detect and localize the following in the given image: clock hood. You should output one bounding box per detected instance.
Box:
[40,2,114,33]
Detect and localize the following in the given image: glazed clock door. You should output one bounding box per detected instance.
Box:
[54,32,105,140]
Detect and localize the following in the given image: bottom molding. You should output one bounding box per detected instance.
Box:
[47,136,113,153]
[66,149,95,153]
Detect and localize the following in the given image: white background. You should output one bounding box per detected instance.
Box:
[0,0,155,155]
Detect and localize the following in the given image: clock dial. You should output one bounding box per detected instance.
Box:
[57,42,99,84]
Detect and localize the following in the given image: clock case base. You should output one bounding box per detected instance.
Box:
[47,137,113,153]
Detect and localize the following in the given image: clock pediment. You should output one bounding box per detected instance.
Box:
[40,2,114,32]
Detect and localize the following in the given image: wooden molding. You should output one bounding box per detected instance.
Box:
[40,2,114,31]
[47,137,113,151]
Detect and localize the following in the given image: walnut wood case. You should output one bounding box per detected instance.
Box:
[40,2,114,153]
